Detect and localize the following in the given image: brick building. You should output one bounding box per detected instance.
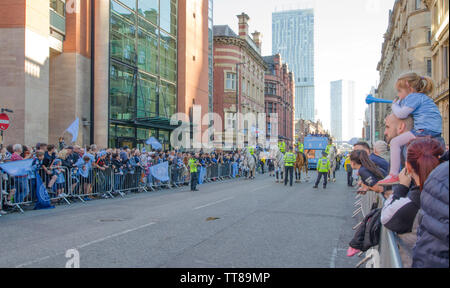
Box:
[263,54,295,147]
[213,13,266,148]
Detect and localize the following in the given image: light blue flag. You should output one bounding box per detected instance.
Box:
[66,118,80,143]
[150,161,169,182]
[146,137,162,150]
[0,159,33,176]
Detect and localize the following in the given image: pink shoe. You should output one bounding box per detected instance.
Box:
[347,247,360,257]
[378,174,400,186]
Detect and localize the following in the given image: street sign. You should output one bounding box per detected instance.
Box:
[0,113,10,131]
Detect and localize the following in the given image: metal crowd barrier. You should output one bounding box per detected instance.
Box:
[353,191,403,268]
[1,161,242,214]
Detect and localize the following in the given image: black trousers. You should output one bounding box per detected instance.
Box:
[190,172,198,191]
[315,172,328,187]
[284,166,294,186]
[347,169,353,186]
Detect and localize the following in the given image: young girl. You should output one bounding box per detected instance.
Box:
[378,72,442,185]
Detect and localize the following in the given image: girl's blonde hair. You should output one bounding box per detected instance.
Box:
[58,149,68,160]
[396,72,434,95]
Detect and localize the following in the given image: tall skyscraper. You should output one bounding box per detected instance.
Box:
[272,9,315,121]
[330,80,356,142]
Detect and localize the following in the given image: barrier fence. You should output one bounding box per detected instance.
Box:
[0,162,244,214]
[353,190,403,268]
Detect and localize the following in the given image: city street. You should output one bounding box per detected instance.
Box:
[0,171,360,268]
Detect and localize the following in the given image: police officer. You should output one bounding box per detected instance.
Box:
[189,153,201,192]
[325,139,334,155]
[283,146,296,187]
[278,140,286,154]
[296,139,305,162]
[313,152,331,189]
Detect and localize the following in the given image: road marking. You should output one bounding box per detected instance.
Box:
[193,197,234,210]
[16,222,156,268]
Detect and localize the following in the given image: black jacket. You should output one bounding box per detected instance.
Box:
[413,161,449,268]
[350,208,382,252]
[381,184,421,234]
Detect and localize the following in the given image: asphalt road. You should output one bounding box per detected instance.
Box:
[0,170,361,268]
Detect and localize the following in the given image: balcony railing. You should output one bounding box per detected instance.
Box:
[50,9,66,36]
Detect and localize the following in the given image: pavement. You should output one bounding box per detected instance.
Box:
[0,170,361,268]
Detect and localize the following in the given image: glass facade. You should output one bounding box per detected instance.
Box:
[272,9,315,121]
[109,0,178,149]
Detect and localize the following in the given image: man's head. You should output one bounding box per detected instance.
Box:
[384,114,414,144]
[353,141,371,155]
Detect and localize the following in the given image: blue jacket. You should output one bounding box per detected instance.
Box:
[412,161,449,268]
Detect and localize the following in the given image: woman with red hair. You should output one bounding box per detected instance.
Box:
[381,137,446,267]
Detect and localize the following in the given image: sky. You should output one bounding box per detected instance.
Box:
[214,0,396,139]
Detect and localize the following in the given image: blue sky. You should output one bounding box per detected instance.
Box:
[214,0,395,138]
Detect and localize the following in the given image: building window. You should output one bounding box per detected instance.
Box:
[226,73,236,90]
[426,58,432,77]
[427,29,432,44]
[50,0,66,16]
[444,46,449,79]
[415,0,421,10]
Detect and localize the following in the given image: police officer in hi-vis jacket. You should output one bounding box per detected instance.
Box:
[189,153,201,192]
[283,147,296,187]
[313,152,331,189]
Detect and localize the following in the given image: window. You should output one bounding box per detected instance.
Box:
[226,73,236,90]
[50,0,65,16]
[427,29,432,44]
[415,0,421,10]
[444,46,449,79]
[426,58,432,77]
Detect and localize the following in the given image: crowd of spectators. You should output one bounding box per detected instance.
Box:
[1,142,247,215]
[345,72,448,268]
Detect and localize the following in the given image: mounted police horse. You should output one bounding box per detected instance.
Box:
[242,148,257,179]
[294,151,308,183]
[327,146,337,182]
[270,147,285,183]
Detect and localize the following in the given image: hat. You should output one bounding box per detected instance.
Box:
[322,152,328,157]
[66,146,74,150]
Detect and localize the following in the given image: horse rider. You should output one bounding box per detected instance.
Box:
[313,151,331,189]
[283,146,296,187]
[278,140,286,154]
[325,138,335,155]
[189,153,201,192]
[295,139,306,163]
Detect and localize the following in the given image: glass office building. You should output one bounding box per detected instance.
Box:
[109,0,178,150]
[272,9,315,121]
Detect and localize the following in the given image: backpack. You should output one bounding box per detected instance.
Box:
[349,208,382,252]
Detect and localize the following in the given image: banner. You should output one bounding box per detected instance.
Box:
[34,173,54,210]
[150,161,169,182]
[0,159,33,176]
[146,137,163,151]
[66,118,80,143]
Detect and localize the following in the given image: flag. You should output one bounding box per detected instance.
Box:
[34,173,54,210]
[150,161,169,182]
[0,159,33,176]
[66,118,80,143]
[145,137,162,151]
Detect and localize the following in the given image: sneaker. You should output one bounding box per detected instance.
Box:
[313,186,318,189]
[378,174,400,186]
[0,210,7,216]
[347,247,360,257]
